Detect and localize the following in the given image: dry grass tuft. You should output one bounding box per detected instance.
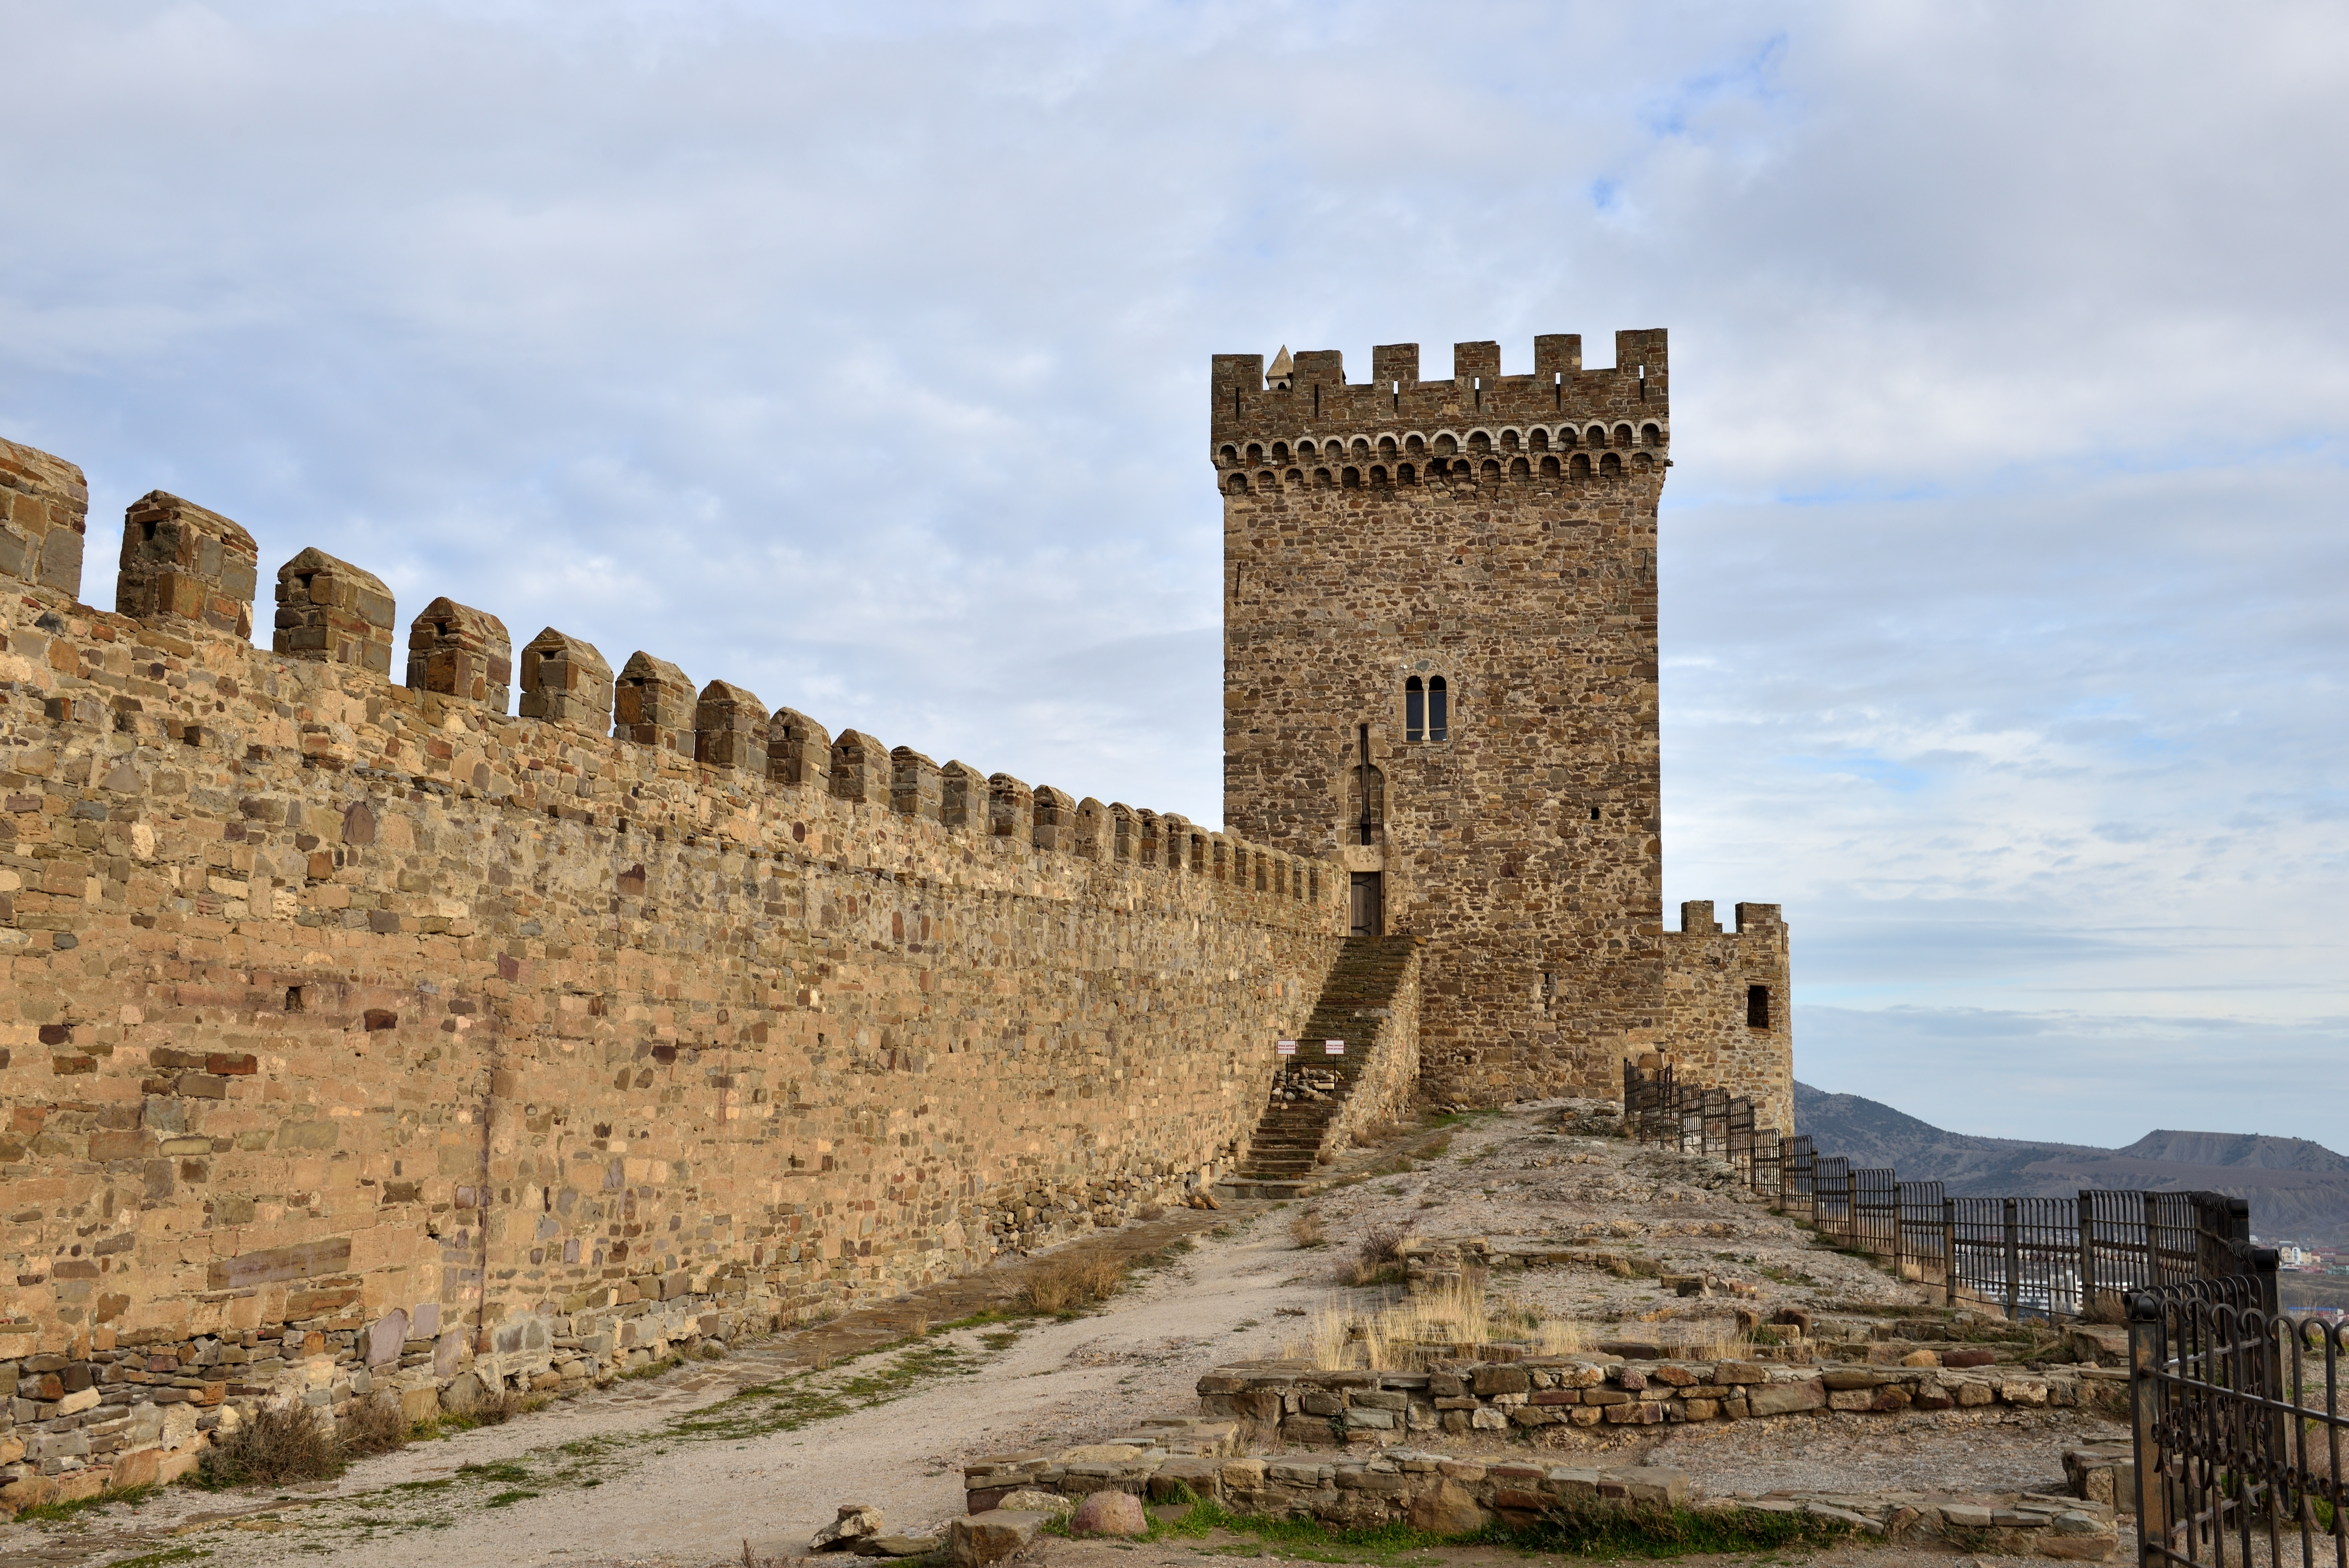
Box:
[1281,1268,1597,1372]
[472,1388,527,1425]
[1288,1210,1328,1249]
[339,1395,409,1459]
[1019,1251,1128,1313]
[199,1403,342,1487]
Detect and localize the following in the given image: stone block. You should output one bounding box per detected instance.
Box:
[615,651,695,757]
[519,628,614,730]
[1471,1365,1531,1395]
[695,681,768,771]
[366,1309,410,1367]
[831,730,890,806]
[950,1510,1050,1568]
[116,492,258,637]
[1407,1479,1490,1536]
[274,547,395,674]
[941,762,985,830]
[1744,1380,1825,1417]
[769,706,832,788]
[406,597,512,712]
[1279,1415,1340,1449]
[0,435,90,598]
[891,748,944,821]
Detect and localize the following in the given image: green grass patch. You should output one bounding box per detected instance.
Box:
[1514,1502,1854,1557]
[1117,1498,1852,1564]
[485,1489,540,1508]
[100,1550,209,1568]
[455,1461,531,1485]
[932,1306,1023,1332]
[664,1338,975,1443]
[14,1482,160,1522]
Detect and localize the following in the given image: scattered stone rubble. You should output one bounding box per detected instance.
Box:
[0,1294,741,1510]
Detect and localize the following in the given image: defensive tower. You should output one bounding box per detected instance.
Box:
[1214,331,1788,1119]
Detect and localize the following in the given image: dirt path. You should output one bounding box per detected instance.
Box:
[0,1102,2125,1568]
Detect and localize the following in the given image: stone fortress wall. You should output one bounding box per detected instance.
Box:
[1212,332,1791,1129]
[0,435,1350,1492]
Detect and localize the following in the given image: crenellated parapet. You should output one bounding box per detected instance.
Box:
[0,431,1337,924]
[1210,332,1668,497]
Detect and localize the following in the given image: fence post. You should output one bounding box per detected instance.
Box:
[2078,1191,2097,1320]
[1944,1198,1958,1307]
[2126,1290,2170,1557]
[2003,1198,2020,1320]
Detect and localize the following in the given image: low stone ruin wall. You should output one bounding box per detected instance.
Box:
[957,1424,2120,1561]
[1196,1352,2130,1440]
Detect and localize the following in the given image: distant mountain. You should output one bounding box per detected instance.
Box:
[2116,1130,2349,1175]
[1792,1082,2349,1247]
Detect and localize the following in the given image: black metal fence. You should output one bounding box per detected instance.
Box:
[2130,1273,2346,1568]
[1622,1058,2274,1317]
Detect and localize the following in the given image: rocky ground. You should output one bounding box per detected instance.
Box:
[0,1101,2127,1568]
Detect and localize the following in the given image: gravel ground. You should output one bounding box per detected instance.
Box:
[0,1101,2123,1568]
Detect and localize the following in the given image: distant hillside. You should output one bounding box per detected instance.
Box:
[1793,1082,2349,1247]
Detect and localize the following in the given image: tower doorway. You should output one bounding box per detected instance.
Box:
[1350,872,1382,936]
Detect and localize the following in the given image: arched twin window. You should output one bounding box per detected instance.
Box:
[1403,675,1449,742]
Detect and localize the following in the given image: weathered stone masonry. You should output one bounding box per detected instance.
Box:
[1213,333,1791,1127]
[0,435,1350,1496]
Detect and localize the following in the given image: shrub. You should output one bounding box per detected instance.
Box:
[1288,1211,1328,1249]
[1341,1222,1411,1285]
[198,1404,342,1487]
[339,1396,408,1459]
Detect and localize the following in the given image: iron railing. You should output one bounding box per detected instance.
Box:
[2130,1270,2345,1568]
[1621,1058,2276,1316]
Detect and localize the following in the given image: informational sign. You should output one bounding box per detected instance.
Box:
[1324,1039,1345,1055]
[1276,1040,1297,1056]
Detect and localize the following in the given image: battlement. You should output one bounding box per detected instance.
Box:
[1210,331,1668,478]
[0,432,1334,912]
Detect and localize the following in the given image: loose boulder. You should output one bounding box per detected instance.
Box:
[811,1503,886,1552]
[1068,1490,1148,1538]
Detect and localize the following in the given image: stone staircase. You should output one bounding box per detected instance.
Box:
[1219,935,1418,1199]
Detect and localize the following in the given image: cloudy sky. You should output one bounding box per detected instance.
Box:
[4,1,2343,1149]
